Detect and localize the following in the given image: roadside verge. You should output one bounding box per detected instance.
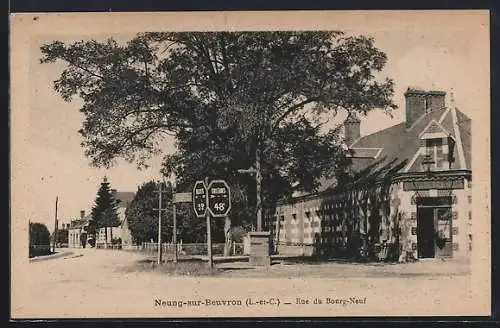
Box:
[29,251,80,263]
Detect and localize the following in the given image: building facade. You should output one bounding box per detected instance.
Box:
[271,88,472,261]
[95,190,135,248]
[68,190,135,248]
[68,211,91,248]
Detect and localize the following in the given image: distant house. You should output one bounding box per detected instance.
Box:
[68,211,93,248]
[270,88,472,261]
[68,190,136,249]
[95,190,135,248]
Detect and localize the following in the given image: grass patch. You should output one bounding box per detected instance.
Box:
[122,259,223,276]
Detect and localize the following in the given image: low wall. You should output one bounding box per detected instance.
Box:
[276,244,314,257]
[140,242,245,256]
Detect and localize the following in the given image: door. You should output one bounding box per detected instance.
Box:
[435,207,453,257]
[417,207,435,258]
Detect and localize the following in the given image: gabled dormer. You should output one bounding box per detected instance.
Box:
[418,119,456,171]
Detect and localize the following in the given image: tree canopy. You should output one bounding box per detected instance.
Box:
[41,31,396,225]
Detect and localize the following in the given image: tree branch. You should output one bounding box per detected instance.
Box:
[270,97,318,135]
[64,57,106,81]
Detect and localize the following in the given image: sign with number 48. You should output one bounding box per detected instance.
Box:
[207,180,231,217]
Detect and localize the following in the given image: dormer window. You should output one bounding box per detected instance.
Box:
[419,119,456,171]
[423,138,442,171]
[422,136,456,171]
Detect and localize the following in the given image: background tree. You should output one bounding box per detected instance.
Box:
[125,181,169,244]
[126,181,211,245]
[41,31,396,237]
[91,176,120,247]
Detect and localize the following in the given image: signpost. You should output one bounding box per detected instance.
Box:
[193,180,212,268]
[192,179,231,268]
[207,180,232,217]
[174,192,192,203]
[153,183,166,265]
[173,191,192,263]
[193,181,208,218]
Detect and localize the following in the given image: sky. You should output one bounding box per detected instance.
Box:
[12,11,489,231]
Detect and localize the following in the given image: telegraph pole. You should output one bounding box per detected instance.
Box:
[52,196,58,253]
[154,182,164,265]
[172,177,178,264]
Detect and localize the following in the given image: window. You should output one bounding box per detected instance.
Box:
[424,138,443,170]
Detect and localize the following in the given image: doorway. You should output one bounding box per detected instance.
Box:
[417,207,435,258]
[416,197,453,258]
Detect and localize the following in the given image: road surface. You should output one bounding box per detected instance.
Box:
[12,248,487,318]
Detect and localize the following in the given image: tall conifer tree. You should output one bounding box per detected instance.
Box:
[91,176,120,247]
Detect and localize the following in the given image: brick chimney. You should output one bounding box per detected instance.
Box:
[80,210,85,219]
[344,115,361,146]
[404,87,427,128]
[404,88,447,128]
[426,90,446,112]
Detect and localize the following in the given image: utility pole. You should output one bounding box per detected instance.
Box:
[172,177,178,264]
[154,182,165,265]
[28,219,31,258]
[205,176,213,268]
[52,196,58,253]
[274,211,280,254]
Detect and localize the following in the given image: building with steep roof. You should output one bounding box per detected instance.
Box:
[270,87,472,261]
[95,190,136,248]
[68,190,136,248]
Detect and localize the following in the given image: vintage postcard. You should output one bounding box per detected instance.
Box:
[10,10,490,318]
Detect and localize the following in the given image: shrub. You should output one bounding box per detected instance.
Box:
[112,237,122,245]
[29,222,51,257]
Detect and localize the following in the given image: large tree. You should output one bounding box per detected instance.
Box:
[91,176,120,247]
[41,31,396,233]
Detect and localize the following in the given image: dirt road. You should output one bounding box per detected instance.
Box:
[12,248,487,318]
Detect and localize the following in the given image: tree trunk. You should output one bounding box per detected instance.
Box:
[110,227,113,248]
[104,226,108,249]
[274,212,280,254]
[223,216,231,256]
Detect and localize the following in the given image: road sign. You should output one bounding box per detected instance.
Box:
[174,192,192,203]
[207,180,231,217]
[193,181,208,218]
